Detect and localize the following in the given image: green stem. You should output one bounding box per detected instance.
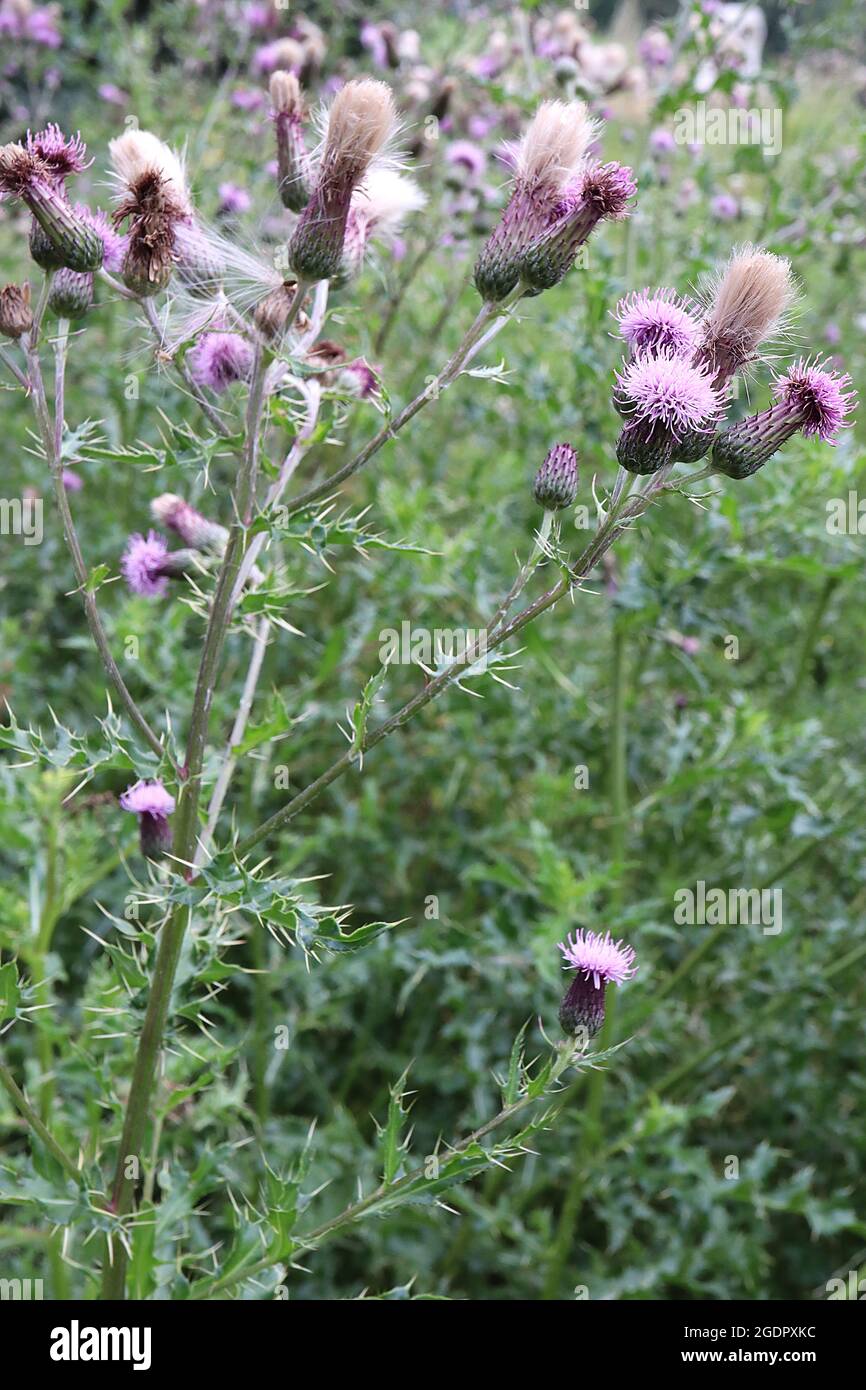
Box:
[100,347,270,1299]
[787,574,840,702]
[0,1058,80,1183]
[543,619,629,1298]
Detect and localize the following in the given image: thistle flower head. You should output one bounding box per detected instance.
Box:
[697,245,796,384]
[121,530,171,597]
[0,142,104,271]
[112,168,188,295]
[474,99,598,302]
[532,442,579,510]
[288,79,398,283]
[108,129,192,217]
[120,777,175,858]
[269,68,303,118]
[188,331,254,392]
[772,356,856,443]
[571,160,636,222]
[558,928,637,987]
[0,141,50,198]
[119,778,175,818]
[712,356,856,480]
[26,124,90,181]
[615,349,724,440]
[557,929,637,1038]
[615,287,700,358]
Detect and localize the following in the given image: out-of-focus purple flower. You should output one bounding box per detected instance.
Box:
[360,20,390,68]
[467,113,497,140]
[98,83,128,105]
[825,321,841,347]
[649,126,676,156]
[121,531,171,597]
[710,192,739,221]
[231,87,266,112]
[188,332,254,392]
[445,140,487,180]
[120,778,175,858]
[557,928,637,1037]
[676,177,700,213]
[62,468,82,491]
[1,2,62,47]
[217,181,251,216]
[638,28,672,69]
[614,287,700,358]
[78,205,127,274]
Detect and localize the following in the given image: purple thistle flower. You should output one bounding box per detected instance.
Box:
[188,332,254,393]
[649,126,676,156]
[518,161,636,295]
[614,287,700,359]
[0,141,103,272]
[557,929,637,1038]
[616,349,723,439]
[122,531,171,597]
[62,468,83,491]
[615,349,724,475]
[79,205,127,274]
[218,181,252,216]
[773,356,856,443]
[26,124,90,182]
[710,192,739,222]
[445,140,487,181]
[337,358,380,399]
[120,778,175,858]
[713,357,856,480]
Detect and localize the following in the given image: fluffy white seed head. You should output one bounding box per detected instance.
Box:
[514,99,598,191]
[322,79,397,177]
[701,245,797,355]
[108,129,192,215]
[350,166,426,239]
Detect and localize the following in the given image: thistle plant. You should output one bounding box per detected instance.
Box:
[0,68,855,1307]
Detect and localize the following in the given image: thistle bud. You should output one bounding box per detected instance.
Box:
[288,79,397,284]
[270,70,313,213]
[712,357,855,480]
[48,267,94,319]
[532,442,578,510]
[150,494,229,554]
[0,282,33,339]
[615,424,674,476]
